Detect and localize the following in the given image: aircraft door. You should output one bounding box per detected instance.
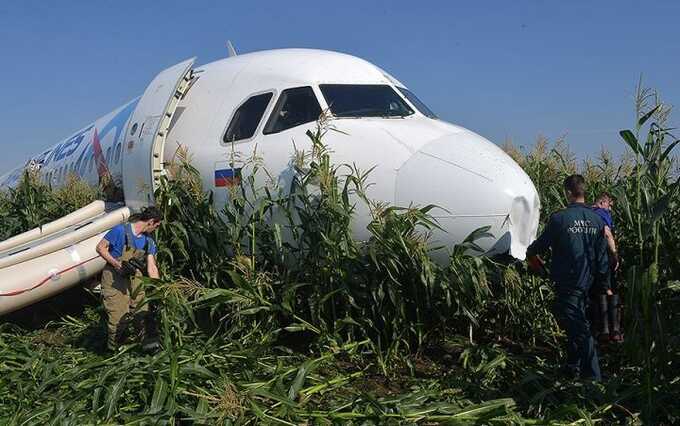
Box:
[122,57,195,211]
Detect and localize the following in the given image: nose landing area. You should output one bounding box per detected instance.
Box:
[507,193,541,260]
[395,133,540,260]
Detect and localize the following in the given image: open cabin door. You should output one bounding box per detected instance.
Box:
[122,57,195,211]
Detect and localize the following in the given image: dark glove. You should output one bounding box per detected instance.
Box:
[127,258,147,275]
[120,258,146,277]
[119,261,138,277]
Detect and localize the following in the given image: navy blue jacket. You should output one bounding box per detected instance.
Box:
[527,202,610,294]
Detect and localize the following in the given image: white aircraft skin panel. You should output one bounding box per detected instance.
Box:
[347,117,460,155]
[163,73,223,163]
[198,49,393,88]
[375,67,407,88]
[1,48,541,261]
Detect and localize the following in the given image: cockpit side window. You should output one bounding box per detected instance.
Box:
[223,92,273,143]
[263,86,322,134]
[396,87,437,119]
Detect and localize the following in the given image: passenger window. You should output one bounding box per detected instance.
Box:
[264,87,321,134]
[79,154,88,175]
[223,92,273,143]
[105,147,112,165]
[114,143,122,164]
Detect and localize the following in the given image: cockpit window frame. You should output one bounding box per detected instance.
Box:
[263,86,323,135]
[395,86,438,119]
[319,84,415,119]
[221,89,276,146]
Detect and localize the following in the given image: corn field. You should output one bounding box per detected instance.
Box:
[1,84,679,424]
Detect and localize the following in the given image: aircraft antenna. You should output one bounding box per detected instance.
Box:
[226,40,237,57]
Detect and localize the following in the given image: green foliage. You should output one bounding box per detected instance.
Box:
[154,148,232,285]
[0,170,101,241]
[613,83,680,423]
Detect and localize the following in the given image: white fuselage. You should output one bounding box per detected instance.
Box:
[0,49,540,259]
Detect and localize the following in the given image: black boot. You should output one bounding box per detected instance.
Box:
[608,294,623,342]
[141,309,162,353]
[598,295,609,343]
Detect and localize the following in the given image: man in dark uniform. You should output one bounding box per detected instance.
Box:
[526,175,610,381]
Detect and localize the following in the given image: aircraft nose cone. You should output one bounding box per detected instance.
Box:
[395,131,540,259]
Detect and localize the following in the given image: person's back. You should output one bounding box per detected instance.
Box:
[592,206,614,231]
[546,203,609,294]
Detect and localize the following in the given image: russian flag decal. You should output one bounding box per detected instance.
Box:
[214,167,241,187]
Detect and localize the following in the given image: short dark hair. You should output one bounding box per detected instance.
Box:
[131,206,162,223]
[596,192,613,203]
[563,174,586,198]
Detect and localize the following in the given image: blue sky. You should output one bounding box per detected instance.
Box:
[1,1,679,172]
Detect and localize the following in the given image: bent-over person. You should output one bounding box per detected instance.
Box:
[96,206,161,351]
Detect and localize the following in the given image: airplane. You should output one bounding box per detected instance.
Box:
[0,48,540,314]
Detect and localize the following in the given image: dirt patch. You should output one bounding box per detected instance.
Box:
[354,373,409,397]
[32,329,66,346]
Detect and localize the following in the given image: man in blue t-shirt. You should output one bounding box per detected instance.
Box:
[96,206,162,351]
[592,192,622,343]
[592,194,618,270]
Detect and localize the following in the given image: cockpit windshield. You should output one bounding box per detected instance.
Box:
[396,87,437,119]
[319,84,414,118]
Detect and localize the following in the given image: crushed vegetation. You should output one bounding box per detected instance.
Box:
[1,83,679,424]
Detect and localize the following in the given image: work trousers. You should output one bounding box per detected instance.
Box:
[553,290,601,381]
[101,265,148,349]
